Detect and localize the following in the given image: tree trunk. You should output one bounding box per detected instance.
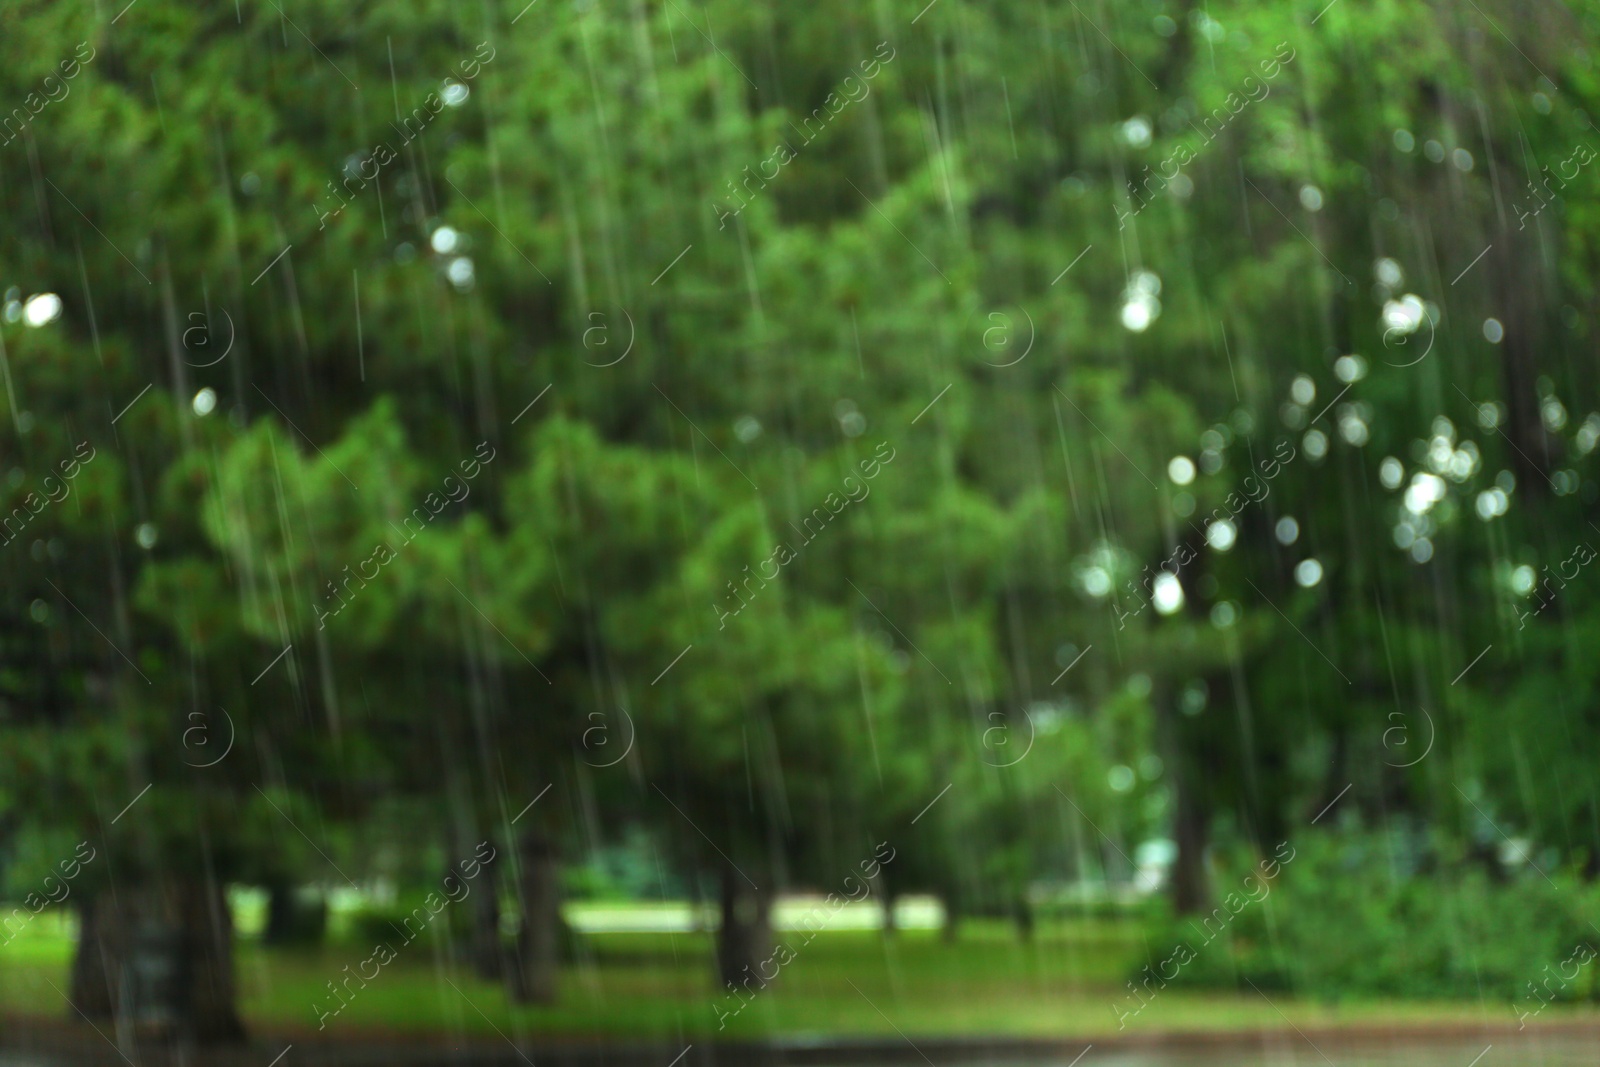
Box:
[1155,672,1211,917]
[68,881,244,1043]
[1488,224,1559,501]
[178,880,245,1043]
[1164,679,1210,915]
[507,827,560,1004]
[715,866,771,989]
[1170,765,1210,915]
[263,881,325,946]
[70,894,116,1018]
[1012,892,1035,942]
[471,843,504,981]
[264,881,295,945]
[875,868,897,937]
[941,895,960,944]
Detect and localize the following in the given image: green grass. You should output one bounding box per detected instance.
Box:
[3,910,1597,1042]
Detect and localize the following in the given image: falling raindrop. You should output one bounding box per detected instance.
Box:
[1303,428,1328,460]
[1206,519,1237,551]
[1334,354,1368,382]
[446,257,476,290]
[1294,558,1324,587]
[22,293,61,327]
[1120,116,1153,148]
[1080,566,1112,598]
[1383,295,1426,335]
[1511,565,1537,595]
[431,226,461,255]
[1152,573,1184,614]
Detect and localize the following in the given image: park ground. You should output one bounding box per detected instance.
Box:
[3,900,1599,1045]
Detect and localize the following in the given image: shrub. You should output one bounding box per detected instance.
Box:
[1144,832,1600,1003]
[348,895,466,947]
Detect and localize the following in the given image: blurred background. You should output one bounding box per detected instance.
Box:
[2,0,1600,1064]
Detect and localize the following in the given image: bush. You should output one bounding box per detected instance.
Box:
[348,894,470,947]
[1142,832,1600,1003]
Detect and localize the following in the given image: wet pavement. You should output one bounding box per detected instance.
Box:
[1,1026,1593,1067]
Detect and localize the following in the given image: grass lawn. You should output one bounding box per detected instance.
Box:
[2,909,1594,1043]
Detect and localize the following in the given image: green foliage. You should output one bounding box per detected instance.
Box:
[1157,833,1600,1003]
[3,0,1600,1020]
